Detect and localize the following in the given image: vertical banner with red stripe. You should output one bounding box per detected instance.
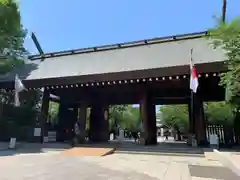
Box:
[190,49,199,93]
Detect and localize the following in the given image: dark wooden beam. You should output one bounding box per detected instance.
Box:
[45,75,224,105]
[222,0,227,23]
[31,33,45,61]
[7,61,224,89]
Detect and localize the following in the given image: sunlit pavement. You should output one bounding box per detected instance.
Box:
[0,148,239,180]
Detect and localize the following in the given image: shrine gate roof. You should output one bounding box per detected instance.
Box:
[0,31,225,88]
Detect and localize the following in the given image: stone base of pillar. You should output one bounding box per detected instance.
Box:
[90,133,109,142]
[197,139,209,147]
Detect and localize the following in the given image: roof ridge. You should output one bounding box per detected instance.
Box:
[29,31,208,60]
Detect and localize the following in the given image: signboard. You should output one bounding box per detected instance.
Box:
[34,128,41,137]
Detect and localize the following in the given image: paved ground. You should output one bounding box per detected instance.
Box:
[231,153,240,168]
[0,149,239,180]
[220,151,240,169]
[214,150,240,177]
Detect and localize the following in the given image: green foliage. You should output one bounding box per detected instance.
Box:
[0,1,39,141]
[85,107,91,130]
[209,17,240,106]
[108,105,141,131]
[108,105,127,130]
[0,89,41,109]
[120,105,140,131]
[160,102,234,133]
[160,105,189,133]
[205,102,234,125]
[0,103,38,140]
[84,105,140,131]
[0,0,27,75]
[0,89,41,140]
[48,101,59,124]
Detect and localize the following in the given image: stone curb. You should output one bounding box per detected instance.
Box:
[115,150,205,157]
[213,149,240,177]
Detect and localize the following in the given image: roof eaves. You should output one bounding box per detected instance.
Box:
[28,31,208,60]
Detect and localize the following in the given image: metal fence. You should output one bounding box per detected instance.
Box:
[206,124,235,147]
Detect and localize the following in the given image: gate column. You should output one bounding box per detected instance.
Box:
[139,90,157,145]
[78,103,87,143]
[188,100,194,135]
[40,89,50,143]
[193,93,207,146]
[57,101,68,142]
[57,101,78,142]
[89,99,109,142]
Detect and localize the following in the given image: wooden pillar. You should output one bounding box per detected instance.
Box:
[234,109,240,145]
[188,100,194,134]
[40,89,50,143]
[56,101,78,142]
[89,100,109,142]
[57,101,69,142]
[139,90,157,145]
[78,103,87,143]
[193,93,207,146]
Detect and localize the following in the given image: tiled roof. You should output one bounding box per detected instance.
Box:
[0,31,225,83]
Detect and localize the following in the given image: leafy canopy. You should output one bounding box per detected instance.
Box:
[204,102,234,125]
[209,17,240,106]
[0,0,27,75]
[109,105,140,131]
[159,105,189,133]
[159,102,234,133]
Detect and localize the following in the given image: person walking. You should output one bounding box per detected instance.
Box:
[164,129,169,140]
[131,130,139,143]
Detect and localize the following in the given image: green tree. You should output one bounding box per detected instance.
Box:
[160,105,189,134]
[0,1,41,140]
[85,107,91,130]
[209,17,240,107]
[0,0,31,107]
[209,17,240,143]
[0,0,27,74]
[205,102,234,125]
[108,105,140,131]
[120,105,140,131]
[48,101,59,124]
[108,105,127,131]
[160,102,234,132]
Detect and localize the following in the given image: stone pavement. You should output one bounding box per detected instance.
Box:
[0,149,239,180]
[231,153,240,169]
[212,150,240,177]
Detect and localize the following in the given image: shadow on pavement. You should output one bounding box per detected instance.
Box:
[0,142,72,157]
[189,165,240,179]
[0,140,210,158]
[217,147,240,153]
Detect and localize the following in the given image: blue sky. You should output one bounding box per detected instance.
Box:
[19,0,239,54]
[18,1,240,111]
